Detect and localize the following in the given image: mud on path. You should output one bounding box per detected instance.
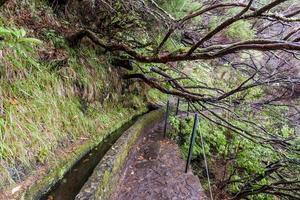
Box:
[111,121,207,200]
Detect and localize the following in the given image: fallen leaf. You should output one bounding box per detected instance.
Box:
[11,185,22,194]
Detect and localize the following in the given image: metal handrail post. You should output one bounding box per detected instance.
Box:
[163,100,170,138]
[185,113,199,173]
[175,98,180,115]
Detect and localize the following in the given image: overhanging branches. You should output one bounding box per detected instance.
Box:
[67,30,300,63]
[65,1,300,198]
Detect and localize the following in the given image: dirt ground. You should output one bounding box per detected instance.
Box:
[111,121,208,200]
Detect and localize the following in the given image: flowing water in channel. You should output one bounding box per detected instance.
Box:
[39,112,146,200]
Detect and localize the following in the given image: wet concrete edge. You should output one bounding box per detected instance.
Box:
[75,109,164,200]
[22,108,148,200]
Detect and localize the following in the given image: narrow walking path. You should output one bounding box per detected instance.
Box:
[112,120,207,200]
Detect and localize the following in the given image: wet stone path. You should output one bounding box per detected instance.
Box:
[112,121,207,200]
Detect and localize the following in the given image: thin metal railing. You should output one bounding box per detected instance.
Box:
[175,98,180,115]
[163,98,214,199]
[163,100,170,138]
[185,113,199,173]
[199,122,214,200]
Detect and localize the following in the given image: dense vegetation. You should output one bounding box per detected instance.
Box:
[0,1,154,197]
[0,0,299,199]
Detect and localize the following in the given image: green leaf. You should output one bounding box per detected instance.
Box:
[18,37,43,45]
[20,29,26,37]
[0,27,12,37]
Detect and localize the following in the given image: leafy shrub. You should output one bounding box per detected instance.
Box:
[0,27,42,55]
[226,20,256,40]
[147,88,167,103]
[42,29,66,49]
[0,26,42,78]
[169,111,297,199]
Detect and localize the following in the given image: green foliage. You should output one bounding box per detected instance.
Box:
[226,20,256,40]
[208,16,224,31]
[42,29,67,49]
[37,147,49,164]
[147,88,167,103]
[169,116,206,159]
[153,31,184,52]
[169,110,296,199]
[0,26,42,51]
[0,26,42,73]
[280,125,294,138]
[158,0,201,19]
[208,16,256,41]
[0,23,146,189]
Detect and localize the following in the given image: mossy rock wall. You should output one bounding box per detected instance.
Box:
[22,107,147,200]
